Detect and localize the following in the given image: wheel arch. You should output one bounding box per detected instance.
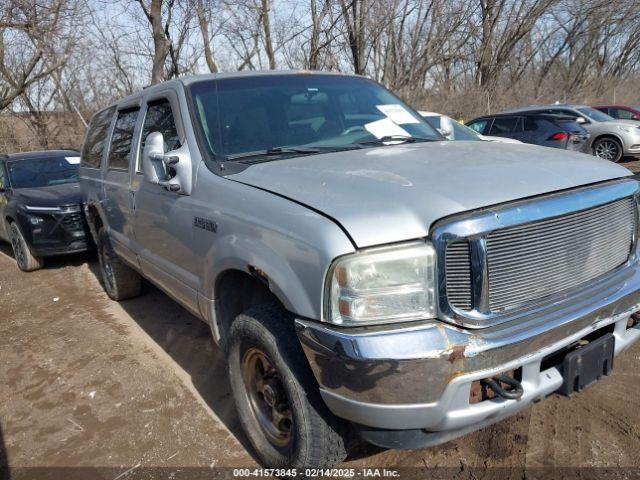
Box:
[84,201,105,243]
[591,133,624,150]
[212,268,288,351]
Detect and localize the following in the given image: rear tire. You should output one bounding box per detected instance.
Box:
[97,227,141,300]
[593,137,623,162]
[227,303,349,468]
[9,222,43,272]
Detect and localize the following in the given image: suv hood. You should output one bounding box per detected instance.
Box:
[229,141,631,248]
[13,182,82,208]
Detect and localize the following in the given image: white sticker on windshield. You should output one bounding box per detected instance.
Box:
[65,156,81,164]
[364,117,410,139]
[376,104,419,124]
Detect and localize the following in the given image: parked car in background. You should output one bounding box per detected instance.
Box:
[593,105,640,122]
[505,104,640,162]
[465,112,590,152]
[80,71,640,469]
[418,111,522,144]
[0,150,88,271]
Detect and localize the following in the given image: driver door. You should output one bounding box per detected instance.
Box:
[131,91,200,314]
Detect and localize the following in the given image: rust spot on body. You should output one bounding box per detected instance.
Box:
[447,344,466,363]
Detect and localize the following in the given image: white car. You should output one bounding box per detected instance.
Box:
[419,111,522,144]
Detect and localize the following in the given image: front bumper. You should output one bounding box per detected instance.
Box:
[623,132,640,155]
[17,208,89,257]
[295,261,640,442]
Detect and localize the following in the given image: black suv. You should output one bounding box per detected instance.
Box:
[466,113,590,152]
[0,150,88,271]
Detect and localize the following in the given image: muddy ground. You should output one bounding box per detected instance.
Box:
[1,160,640,480]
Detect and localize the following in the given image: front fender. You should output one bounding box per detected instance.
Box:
[205,235,316,318]
[590,132,625,150]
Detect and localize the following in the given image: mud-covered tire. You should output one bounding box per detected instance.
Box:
[227,303,349,468]
[97,227,141,301]
[9,222,43,272]
[593,137,623,162]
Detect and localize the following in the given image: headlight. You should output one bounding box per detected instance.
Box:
[324,242,437,326]
[27,215,43,225]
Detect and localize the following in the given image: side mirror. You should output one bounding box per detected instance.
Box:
[142,131,192,195]
[576,117,588,124]
[633,114,640,121]
[437,127,453,139]
[438,117,454,139]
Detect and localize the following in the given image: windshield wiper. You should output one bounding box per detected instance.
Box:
[355,135,437,146]
[226,146,320,161]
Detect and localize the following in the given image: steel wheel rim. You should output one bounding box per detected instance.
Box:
[10,227,25,268]
[241,347,294,449]
[595,140,619,161]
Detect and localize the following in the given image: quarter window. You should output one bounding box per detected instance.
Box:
[81,106,116,168]
[108,108,140,171]
[139,99,181,171]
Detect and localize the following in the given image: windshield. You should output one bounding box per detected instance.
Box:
[189,74,441,161]
[577,107,614,122]
[7,155,80,189]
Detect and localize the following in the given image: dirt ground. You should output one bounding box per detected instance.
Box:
[1,160,640,480]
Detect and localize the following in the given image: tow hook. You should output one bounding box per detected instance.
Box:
[481,374,524,400]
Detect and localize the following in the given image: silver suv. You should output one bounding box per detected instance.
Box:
[80,72,640,468]
[506,104,640,162]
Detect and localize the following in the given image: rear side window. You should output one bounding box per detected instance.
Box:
[523,117,552,133]
[554,119,583,133]
[139,99,181,172]
[108,108,140,171]
[612,108,635,120]
[488,117,519,135]
[81,106,115,168]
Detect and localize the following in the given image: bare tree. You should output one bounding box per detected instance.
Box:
[259,0,276,69]
[197,0,218,72]
[134,0,197,83]
[0,0,79,112]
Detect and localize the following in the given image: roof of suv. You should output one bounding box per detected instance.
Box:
[2,150,79,161]
[504,104,587,113]
[97,70,361,118]
[594,104,640,111]
[469,112,577,122]
[177,69,354,86]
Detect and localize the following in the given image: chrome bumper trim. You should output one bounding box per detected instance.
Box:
[295,261,640,430]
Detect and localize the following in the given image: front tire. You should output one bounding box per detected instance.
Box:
[9,222,43,271]
[227,303,349,468]
[97,227,141,300]
[593,137,623,162]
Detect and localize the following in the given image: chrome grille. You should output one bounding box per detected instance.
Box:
[486,198,635,312]
[445,241,472,310]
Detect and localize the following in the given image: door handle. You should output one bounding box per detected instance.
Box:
[129,191,136,210]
